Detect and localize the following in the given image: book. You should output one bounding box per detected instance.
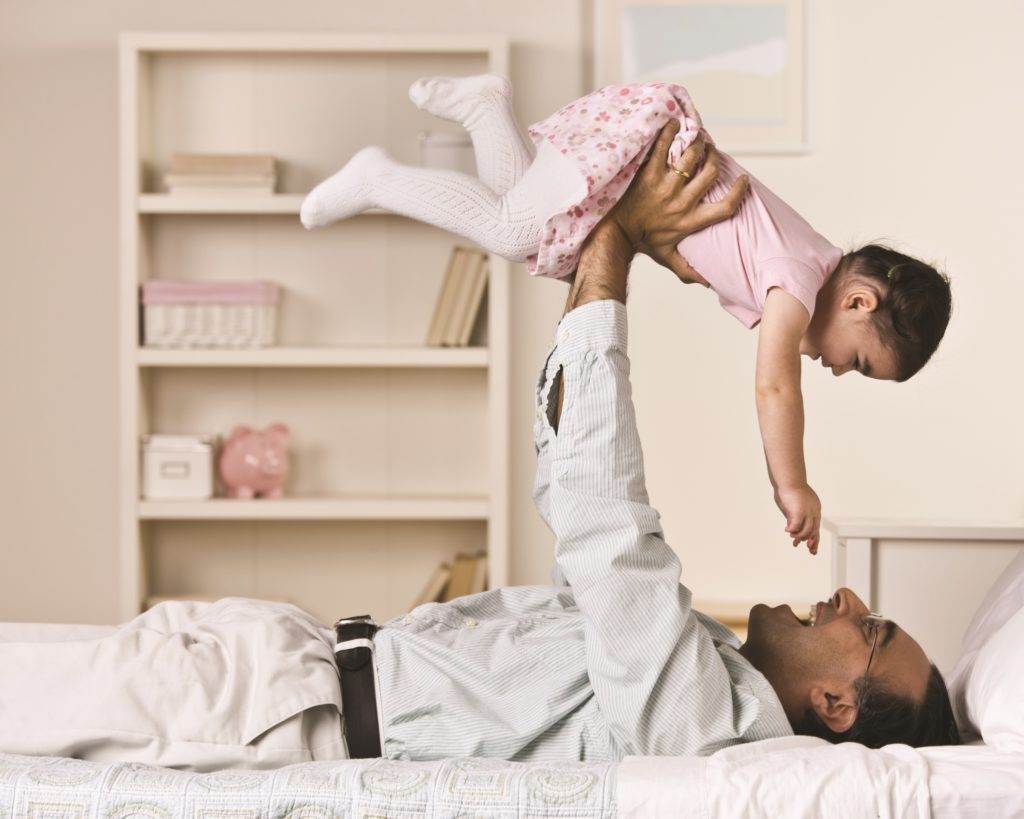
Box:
[454,254,489,347]
[170,154,276,176]
[432,248,469,346]
[411,562,452,608]
[468,551,488,595]
[165,174,276,187]
[166,183,276,196]
[166,154,278,195]
[425,248,463,347]
[440,248,473,346]
[165,175,276,195]
[425,247,489,347]
[443,248,487,346]
[442,552,478,602]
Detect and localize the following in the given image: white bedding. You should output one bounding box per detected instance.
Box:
[618,736,1024,819]
[1,737,1021,817]
[925,744,1024,819]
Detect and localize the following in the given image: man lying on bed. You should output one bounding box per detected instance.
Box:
[0,127,959,770]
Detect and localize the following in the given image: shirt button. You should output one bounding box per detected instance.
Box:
[403,615,414,625]
[464,618,477,628]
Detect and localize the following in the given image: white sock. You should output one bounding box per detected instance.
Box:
[408,73,535,196]
[301,145,545,262]
[300,145,386,229]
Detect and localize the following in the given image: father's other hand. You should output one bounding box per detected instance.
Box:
[607,120,750,286]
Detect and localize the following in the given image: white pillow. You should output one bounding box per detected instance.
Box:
[947,547,1024,739]
[963,606,1024,751]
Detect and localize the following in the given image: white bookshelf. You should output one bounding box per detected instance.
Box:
[138,495,490,521]
[138,193,394,215]
[119,32,511,622]
[136,346,489,368]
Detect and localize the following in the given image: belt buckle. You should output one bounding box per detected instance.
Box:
[334,614,374,629]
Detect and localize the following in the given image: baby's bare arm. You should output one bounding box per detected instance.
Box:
[756,288,821,553]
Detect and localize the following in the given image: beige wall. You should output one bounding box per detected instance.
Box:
[627,0,1024,606]
[2,1,1021,624]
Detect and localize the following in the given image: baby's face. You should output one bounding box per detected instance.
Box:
[800,296,898,381]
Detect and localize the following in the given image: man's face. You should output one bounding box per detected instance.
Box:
[740,587,932,732]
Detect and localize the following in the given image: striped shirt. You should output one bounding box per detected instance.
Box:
[373,300,792,761]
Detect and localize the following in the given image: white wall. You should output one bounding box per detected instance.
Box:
[627,0,1024,606]
[1,0,1021,624]
[0,0,580,623]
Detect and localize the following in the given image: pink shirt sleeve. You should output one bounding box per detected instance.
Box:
[757,257,830,322]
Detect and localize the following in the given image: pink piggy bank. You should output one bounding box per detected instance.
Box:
[219,423,290,499]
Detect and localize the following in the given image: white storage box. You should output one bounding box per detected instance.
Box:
[141,434,216,500]
[141,280,280,348]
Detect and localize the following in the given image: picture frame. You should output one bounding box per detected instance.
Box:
[593,0,808,154]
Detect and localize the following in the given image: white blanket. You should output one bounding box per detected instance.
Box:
[618,736,932,818]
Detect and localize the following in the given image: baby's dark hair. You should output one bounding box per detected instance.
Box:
[838,244,952,382]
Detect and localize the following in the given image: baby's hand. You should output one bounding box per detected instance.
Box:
[774,484,821,554]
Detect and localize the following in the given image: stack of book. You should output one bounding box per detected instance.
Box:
[164,154,277,195]
[409,551,487,608]
[425,246,490,347]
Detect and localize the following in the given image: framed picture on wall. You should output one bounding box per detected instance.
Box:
[594,0,807,154]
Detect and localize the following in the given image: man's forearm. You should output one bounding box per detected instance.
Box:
[563,219,636,315]
[556,219,636,423]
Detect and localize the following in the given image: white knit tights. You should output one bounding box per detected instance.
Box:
[300,75,559,263]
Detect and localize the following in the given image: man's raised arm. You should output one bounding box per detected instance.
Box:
[536,126,753,756]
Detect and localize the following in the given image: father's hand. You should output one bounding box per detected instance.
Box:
[562,123,751,316]
[607,120,750,286]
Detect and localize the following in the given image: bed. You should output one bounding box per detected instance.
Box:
[2,519,1022,818]
[3,738,1023,818]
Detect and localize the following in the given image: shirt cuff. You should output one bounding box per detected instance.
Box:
[552,300,628,360]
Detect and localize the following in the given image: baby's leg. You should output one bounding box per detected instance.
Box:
[409,74,535,196]
[300,146,545,262]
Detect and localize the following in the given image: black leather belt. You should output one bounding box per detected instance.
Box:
[333,614,382,758]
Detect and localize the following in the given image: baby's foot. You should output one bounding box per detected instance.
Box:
[408,73,512,129]
[300,145,391,229]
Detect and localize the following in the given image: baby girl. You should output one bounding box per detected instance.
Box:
[300,75,952,554]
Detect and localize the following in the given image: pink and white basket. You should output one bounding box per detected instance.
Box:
[141,280,280,348]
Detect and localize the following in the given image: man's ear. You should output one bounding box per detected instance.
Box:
[809,683,859,734]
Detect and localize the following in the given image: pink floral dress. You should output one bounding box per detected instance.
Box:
[525,83,704,280]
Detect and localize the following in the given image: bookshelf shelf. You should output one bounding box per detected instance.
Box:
[136,346,490,368]
[138,193,394,216]
[119,32,511,623]
[138,494,489,521]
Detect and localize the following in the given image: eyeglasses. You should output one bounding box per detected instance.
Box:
[854,612,889,720]
[862,612,887,679]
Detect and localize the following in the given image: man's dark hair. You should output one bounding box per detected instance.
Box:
[793,664,961,748]
[839,244,952,382]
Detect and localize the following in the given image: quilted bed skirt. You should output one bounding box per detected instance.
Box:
[0,753,617,818]
[1,737,952,818]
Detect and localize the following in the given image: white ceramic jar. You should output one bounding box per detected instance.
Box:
[417,130,476,175]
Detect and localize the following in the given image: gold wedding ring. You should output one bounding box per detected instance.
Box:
[671,166,692,180]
